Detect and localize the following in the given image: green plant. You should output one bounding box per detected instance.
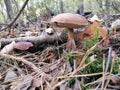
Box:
[65,52,76,62]
[67,78,75,87]
[112,58,120,74]
[80,83,91,90]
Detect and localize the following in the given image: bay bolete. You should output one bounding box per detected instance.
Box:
[50,13,88,50]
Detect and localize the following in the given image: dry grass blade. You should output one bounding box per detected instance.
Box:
[101,54,105,89]
[86,73,120,87]
[58,72,103,78]
[104,55,116,89]
[52,78,69,89]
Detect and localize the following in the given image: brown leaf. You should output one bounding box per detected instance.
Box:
[76,57,82,66]
[77,21,109,46]
[10,75,33,90]
[39,47,56,62]
[32,78,41,88]
[110,75,120,84]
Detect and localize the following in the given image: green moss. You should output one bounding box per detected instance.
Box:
[67,78,75,87]
[83,56,103,74]
[84,27,100,50]
[80,84,91,90]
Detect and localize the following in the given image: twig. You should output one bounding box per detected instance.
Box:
[0,32,65,47]
[0,0,29,31]
[86,73,120,86]
[105,47,112,72]
[111,2,120,13]
[104,55,115,89]
[95,47,112,89]
[0,23,8,25]
[58,72,103,78]
[101,54,105,89]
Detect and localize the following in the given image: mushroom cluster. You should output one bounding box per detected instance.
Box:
[50,13,88,50]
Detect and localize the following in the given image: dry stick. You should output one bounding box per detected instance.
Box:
[95,47,112,89]
[86,73,120,86]
[0,32,63,47]
[104,57,115,89]
[105,47,112,72]
[101,54,105,89]
[100,46,112,89]
[96,55,105,90]
[93,42,112,90]
[58,72,103,78]
[0,23,8,25]
[0,0,29,31]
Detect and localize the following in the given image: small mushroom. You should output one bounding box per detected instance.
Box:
[50,13,88,50]
[88,15,103,22]
[45,28,54,35]
[14,42,33,50]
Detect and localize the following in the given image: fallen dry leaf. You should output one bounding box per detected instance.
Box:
[39,47,56,62]
[0,41,15,54]
[77,21,109,46]
[32,78,41,88]
[10,75,33,90]
[4,70,18,82]
[110,75,120,84]
[112,50,118,60]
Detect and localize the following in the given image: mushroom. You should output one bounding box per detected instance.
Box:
[14,42,33,50]
[50,13,88,50]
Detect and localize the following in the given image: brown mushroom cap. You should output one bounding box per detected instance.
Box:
[14,42,33,50]
[50,13,88,28]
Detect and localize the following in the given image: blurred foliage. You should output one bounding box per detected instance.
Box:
[0,0,120,22]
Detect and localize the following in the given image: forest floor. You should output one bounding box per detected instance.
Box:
[0,14,120,90]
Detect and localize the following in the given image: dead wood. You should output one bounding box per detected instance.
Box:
[0,32,67,47]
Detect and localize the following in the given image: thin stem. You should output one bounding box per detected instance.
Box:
[68,28,75,39]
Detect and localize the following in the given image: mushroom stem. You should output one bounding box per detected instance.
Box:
[68,28,75,39]
[66,28,76,50]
